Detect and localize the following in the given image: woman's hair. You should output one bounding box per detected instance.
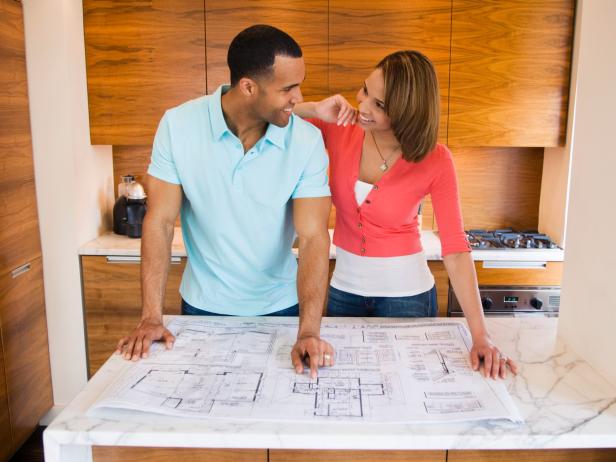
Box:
[376,50,439,163]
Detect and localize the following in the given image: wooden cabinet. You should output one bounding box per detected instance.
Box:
[475,261,562,286]
[0,338,11,462]
[83,0,206,145]
[330,0,451,142]
[0,1,53,460]
[205,0,328,99]
[93,447,267,462]
[448,449,616,462]
[82,1,574,147]
[448,0,574,146]
[82,256,186,376]
[0,0,41,277]
[428,261,449,317]
[0,258,52,450]
[271,450,445,461]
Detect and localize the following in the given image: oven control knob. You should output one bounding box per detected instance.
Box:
[530,297,543,310]
[481,297,494,311]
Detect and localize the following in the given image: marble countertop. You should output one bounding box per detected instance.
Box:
[44,317,616,457]
[79,228,564,262]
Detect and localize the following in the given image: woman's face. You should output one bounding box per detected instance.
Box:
[355,68,392,132]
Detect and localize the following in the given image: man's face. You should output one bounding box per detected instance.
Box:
[253,55,305,127]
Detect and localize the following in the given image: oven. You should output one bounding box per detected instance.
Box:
[448,285,560,317]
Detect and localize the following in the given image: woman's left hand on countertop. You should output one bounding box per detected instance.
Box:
[470,334,518,380]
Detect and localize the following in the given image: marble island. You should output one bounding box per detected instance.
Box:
[44,317,616,461]
[79,228,565,262]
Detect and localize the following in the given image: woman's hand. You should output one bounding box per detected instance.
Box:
[314,94,357,126]
[470,334,518,379]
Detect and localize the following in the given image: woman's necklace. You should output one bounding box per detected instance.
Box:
[370,131,400,172]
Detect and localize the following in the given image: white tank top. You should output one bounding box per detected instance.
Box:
[330,180,435,297]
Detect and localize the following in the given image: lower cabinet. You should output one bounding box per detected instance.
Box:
[448,449,616,462]
[81,256,186,377]
[428,261,449,317]
[91,448,616,461]
[0,257,53,457]
[93,447,267,462]
[270,450,446,461]
[0,341,11,462]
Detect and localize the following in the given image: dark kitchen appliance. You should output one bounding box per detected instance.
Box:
[113,176,147,238]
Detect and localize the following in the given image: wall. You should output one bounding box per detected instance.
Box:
[22,0,114,414]
[558,0,616,385]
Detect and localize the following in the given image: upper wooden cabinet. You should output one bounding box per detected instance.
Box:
[330,0,452,142]
[83,0,206,145]
[448,0,574,146]
[205,0,328,99]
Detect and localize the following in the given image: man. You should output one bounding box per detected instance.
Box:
[116,25,333,378]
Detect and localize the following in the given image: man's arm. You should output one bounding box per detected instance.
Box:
[116,175,182,361]
[290,196,334,378]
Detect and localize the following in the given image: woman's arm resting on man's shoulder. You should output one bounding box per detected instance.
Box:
[294,95,357,126]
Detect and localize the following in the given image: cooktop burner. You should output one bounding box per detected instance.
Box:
[466,229,560,250]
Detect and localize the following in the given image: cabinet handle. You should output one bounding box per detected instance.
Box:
[482,261,547,269]
[11,262,31,278]
[106,256,182,264]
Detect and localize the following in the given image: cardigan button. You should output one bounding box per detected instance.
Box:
[357,223,362,228]
[361,248,366,254]
[373,185,379,190]
[365,199,371,204]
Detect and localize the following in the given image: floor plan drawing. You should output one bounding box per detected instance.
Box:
[92,318,523,424]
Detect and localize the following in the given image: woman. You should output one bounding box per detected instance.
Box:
[294,50,517,379]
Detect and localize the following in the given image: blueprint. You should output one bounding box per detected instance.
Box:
[91,318,523,423]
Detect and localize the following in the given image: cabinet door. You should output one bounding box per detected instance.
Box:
[0,257,52,450]
[0,0,41,276]
[448,0,574,146]
[428,261,449,317]
[330,0,451,142]
[448,449,616,462]
[0,334,12,462]
[82,256,186,376]
[205,0,328,100]
[83,1,206,145]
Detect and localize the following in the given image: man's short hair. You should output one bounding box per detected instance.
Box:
[227,24,302,86]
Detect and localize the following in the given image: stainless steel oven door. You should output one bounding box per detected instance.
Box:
[448,285,560,317]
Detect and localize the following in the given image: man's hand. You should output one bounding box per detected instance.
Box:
[291,334,335,379]
[116,317,175,361]
[470,334,518,379]
[314,94,357,126]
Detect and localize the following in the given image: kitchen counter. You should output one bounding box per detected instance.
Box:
[44,317,616,461]
[79,228,565,262]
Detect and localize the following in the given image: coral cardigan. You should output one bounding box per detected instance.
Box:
[309,119,471,257]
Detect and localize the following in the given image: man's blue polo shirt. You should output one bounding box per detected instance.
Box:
[148,85,330,315]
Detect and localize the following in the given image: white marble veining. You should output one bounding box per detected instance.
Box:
[44,317,616,461]
[78,229,564,262]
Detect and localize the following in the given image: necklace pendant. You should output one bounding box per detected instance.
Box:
[379,162,388,172]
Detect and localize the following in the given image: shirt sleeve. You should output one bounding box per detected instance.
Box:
[430,146,471,256]
[147,111,181,185]
[291,133,331,199]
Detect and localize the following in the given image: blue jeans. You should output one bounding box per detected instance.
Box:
[327,285,438,317]
[181,299,300,316]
